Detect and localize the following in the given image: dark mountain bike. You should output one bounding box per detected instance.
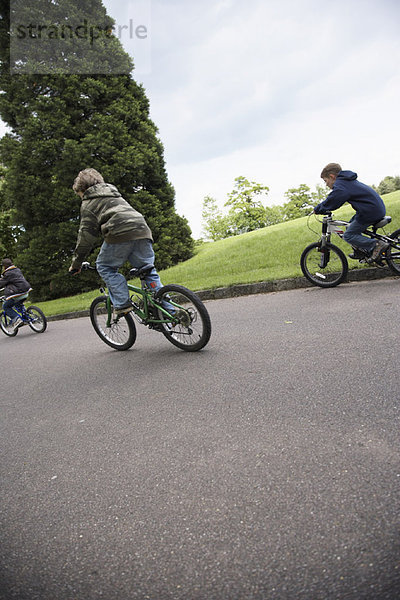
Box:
[80,263,211,352]
[300,211,400,288]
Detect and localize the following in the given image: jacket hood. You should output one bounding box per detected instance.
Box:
[337,170,357,181]
[83,183,121,200]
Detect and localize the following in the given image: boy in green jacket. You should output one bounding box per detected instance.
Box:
[69,168,162,314]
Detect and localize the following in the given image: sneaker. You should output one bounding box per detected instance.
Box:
[11,317,23,329]
[115,303,134,316]
[370,240,389,262]
[348,248,365,260]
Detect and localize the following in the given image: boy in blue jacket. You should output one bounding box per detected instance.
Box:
[314,163,388,262]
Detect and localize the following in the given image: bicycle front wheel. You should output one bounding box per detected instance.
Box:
[0,313,18,336]
[27,306,47,333]
[386,229,400,275]
[300,242,348,288]
[154,284,211,351]
[90,295,136,351]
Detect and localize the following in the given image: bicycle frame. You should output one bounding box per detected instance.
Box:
[318,213,397,251]
[0,297,32,326]
[100,281,181,329]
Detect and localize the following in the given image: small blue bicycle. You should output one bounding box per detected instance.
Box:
[0,291,47,337]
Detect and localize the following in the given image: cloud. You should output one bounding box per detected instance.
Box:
[166,65,400,237]
[117,0,398,236]
[134,0,399,167]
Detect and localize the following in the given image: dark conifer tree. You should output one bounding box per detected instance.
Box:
[0,0,193,299]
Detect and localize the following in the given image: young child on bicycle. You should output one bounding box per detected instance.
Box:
[314,163,388,262]
[0,258,32,329]
[69,168,163,315]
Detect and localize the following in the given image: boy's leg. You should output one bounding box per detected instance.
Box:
[343,217,376,255]
[3,299,20,321]
[127,239,163,292]
[96,242,132,309]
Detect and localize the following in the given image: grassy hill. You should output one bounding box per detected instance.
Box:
[37,190,400,316]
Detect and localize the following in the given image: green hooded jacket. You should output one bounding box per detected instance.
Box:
[71,183,153,269]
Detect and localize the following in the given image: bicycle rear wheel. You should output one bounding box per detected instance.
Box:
[300,242,348,288]
[27,306,47,333]
[154,284,211,351]
[0,313,18,336]
[386,229,400,275]
[90,295,136,351]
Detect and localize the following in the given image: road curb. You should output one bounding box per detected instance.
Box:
[196,265,397,300]
[47,266,397,322]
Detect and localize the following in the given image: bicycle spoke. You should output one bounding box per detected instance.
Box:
[90,296,136,350]
[386,229,400,275]
[300,243,348,287]
[154,285,211,351]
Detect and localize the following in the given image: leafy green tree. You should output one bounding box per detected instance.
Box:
[282,184,322,221]
[201,195,232,241]
[264,204,285,226]
[224,176,270,234]
[0,208,21,258]
[202,177,284,240]
[0,0,193,300]
[201,178,330,241]
[376,176,400,195]
[0,163,21,257]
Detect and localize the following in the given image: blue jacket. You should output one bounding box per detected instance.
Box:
[314,170,385,224]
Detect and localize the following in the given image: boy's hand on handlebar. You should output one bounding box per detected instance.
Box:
[68,266,81,275]
[314,207,331,215]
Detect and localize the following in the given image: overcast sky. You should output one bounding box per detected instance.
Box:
[3,0,400,238]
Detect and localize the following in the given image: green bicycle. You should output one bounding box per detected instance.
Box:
[81,263,211,352]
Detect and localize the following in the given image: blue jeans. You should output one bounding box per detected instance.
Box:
[96,238,162,309]
[3,299,22,321]
[343,215,377,254]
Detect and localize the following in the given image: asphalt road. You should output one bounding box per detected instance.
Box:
[0,278,399,600]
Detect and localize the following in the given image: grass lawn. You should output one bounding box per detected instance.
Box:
[35,190,400,317]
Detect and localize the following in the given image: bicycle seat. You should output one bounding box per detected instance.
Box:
[372,216,391,231]
[129,266,154,279]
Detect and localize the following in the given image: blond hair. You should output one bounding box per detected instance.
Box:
[73,168,104,194]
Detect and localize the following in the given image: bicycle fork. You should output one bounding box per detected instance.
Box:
[318,220,331,268]
[99,290,117,328]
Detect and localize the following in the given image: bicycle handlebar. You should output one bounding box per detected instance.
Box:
[314,209,332,216]
[81,262,96,271]
[69,262,96,275]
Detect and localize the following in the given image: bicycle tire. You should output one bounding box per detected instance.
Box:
[0,313,18,336]
[27,306,47,333]
[386,228,400,275]
[300,242,348,288]
[154,284,211,351]
[90,295,136,351]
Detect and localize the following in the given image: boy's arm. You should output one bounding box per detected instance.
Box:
[70,208,99,270]
[314,185,349,214]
